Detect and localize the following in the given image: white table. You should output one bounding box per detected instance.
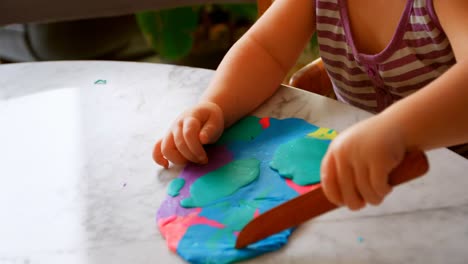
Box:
[1,61,467,264]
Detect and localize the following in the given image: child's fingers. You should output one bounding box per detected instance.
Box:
[161,133,189,165]
[183,117,208,163]
[193,104,223,144]
[354,165,383,205]
[336,157,365,211]
[321,152,343,206]
[153,139,169,168]
[172,123,199,163]
[369,162,393,198]
[199,115,223,144]
[199,124,221,144]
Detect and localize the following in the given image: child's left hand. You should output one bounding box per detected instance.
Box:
[321,115,407,210]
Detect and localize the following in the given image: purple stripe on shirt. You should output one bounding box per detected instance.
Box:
[418,46,454,60]
[334,90,377,113]
[405,33,446,48]
[317,1,339,10]
[381,46,453,71]
[380,54,418,71]
[317,30,346,42]
[321,57,363,75]
[385,78,434,93]
[319,44,356,61]
[317,16,340,26]
[333,84,377,100]
[327,70,374,88]
[385,60,452,82]
[383,61,452,83]
[413,7,428,16]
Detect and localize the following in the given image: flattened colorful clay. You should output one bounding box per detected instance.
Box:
[157,116,336,263]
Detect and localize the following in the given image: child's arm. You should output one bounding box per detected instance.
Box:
[321,0,468,210]
[201,0,316,127]
[153,0,316,167]
[385,0,468,150]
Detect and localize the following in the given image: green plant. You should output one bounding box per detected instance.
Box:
[136,4,258,61]
[136,7,199,60]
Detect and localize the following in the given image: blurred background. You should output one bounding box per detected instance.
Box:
[0,3,319,79]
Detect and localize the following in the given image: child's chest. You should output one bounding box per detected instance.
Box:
[346,0,407,55]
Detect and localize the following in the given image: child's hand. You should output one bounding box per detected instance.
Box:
[153,102,224,168]
[321,115,407,210]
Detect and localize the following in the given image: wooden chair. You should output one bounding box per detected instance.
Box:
[288,58,335,98]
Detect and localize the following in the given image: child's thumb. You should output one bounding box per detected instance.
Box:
[199,118,223,144]
[195,102,224,145]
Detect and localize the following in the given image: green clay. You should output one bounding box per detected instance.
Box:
[167,178,186,197]
[205,200,259,249]
[180,158,260,208]
[270,136,330,185]
[220,200,257,230]
[216,116,263,144]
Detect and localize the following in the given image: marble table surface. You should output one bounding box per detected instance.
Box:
[0,61,467,264]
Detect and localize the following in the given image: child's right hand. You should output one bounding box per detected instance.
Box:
[153,102,224,168]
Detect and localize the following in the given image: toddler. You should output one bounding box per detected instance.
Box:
[153,0,468,210]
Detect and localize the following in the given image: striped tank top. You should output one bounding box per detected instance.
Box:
[316,0,455,113]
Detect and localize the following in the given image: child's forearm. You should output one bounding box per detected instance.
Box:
[382,58,468,151]
[200,35,288,128]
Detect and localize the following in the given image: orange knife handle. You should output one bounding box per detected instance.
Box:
[388,150,429,186]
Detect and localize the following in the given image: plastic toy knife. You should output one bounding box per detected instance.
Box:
[235,150,429,249]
